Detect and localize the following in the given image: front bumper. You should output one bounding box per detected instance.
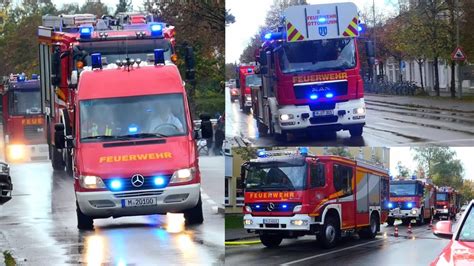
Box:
[243,214,312,231]
[435,209,449,216]
[76,183,200,218]
[6,144,49,162]
[389,208,420,219]
[278,98,366,130]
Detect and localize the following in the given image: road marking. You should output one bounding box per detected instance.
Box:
[281,239,385,266]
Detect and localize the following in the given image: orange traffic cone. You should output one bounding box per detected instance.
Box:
[408,223,413,234]
[394,225,399,237]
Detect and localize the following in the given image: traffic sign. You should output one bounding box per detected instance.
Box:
[451,46,467,61]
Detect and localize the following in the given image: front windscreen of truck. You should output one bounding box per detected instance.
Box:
[245,74,262,87]
[436,193,448,201]
[80,93,187,142]
[246,161,307,191]
[278,38,356,74]
[9,90,41,115]
[390,182,418,196]
[75,38,172,67]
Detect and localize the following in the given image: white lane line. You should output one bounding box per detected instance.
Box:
[281,239,385,266]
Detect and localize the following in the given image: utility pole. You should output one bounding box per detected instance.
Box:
[372,0,377,83]
[456,0,462,99]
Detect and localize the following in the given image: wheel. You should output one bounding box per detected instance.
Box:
[349,125,363,137]
[360,214,378,239]
[417,209,425,225]
[401,218,410,226]
[51,146,65,171]
[318,216,340,249]
[386,217,395,226]
[184,196,204,225]
[257,121,268,136]
[76,201,94,230]
[259,234,283,248]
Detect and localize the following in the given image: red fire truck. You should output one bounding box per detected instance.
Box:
[242,148,389,248]
[38,14,203,229]
[435,186,459,220]
[37,13,177,173]
[253,3,372,141]
[1,74,48,162]
[387,178,436,226]
[236,65,257,113]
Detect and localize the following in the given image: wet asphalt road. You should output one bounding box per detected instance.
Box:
[0,156,224,265]
[226,89,474,146]
[225,220,452,266]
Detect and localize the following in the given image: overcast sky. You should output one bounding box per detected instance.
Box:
[226,0,398,63]
[390,147,474,181]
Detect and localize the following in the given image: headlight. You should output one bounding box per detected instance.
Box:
[244,219,253,225]
[79,175,106,189]
[8,144,26,161]
[411,209,417,215]
[293,205,302,212]
[353,107,366,115]
[246,96,252,101]
[280,114,294,121]
[245,205,252,212]
[170,168,196,184]
[291,220,308,226]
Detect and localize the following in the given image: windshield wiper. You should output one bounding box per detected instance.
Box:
[118,132,168,139]
[253,185,296,191]
[81,135,127,140]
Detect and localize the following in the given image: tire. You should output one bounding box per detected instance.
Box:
[51,146,65,171]
[386,217,395,226]
[360,214,378,239]
[318,216,340,249]
[260,234,283,248]
[257,121,268,136]
[76,201,94,230]
[184,196,204,225]
[417,209,425,225]
[349,125,363,137]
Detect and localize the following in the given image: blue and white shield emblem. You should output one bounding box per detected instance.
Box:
[318,27,327,36]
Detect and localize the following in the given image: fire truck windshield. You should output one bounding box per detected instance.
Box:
[436,193,448,201]
[278,38,356,74]
[76,38,172,67]
[80,93,187,141]
[390,183,418,196]
[245,163,307,191]
[245,74,261,87]
[9,90,41,115]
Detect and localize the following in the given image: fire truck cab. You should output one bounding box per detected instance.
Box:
[387,178,436,226]
[242,148,389,248]
[435,186,458,220]
[1,74,48,162]
[236,65,258,113]
[253,3,371,141]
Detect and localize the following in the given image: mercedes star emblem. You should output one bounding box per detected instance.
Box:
[131,174,145,187]
[267,202,275,211]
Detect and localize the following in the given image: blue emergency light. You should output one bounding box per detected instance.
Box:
[128,124,139,134]
[150,23,163,37]
[79,26,93,39]
[17,74,26,82]
[407,202,413,208]
[91,53,102,69]
[257,149,267,158]
[247,68,253,73]
[263,32,283,41]
[31,74,39,80]
[310,94,318,100]
[411,175,417,180]
[153,176,166,187]
[154,49,165,65]
[388,202,393,208]
[298,147,309,156]
[282,204,288,209]
[110,179,122,190]
[255,204,261,209]
[325,92,334,98]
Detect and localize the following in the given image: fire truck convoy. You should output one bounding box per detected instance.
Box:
[242,148,390,248]
[38,13,203,229]
[435,186,459,220]
[387,178,436,226]
[1,74,48,162]
[253,3,373,141]
[236,65,257,113]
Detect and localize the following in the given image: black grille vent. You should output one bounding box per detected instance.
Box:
[294,81,348,100]
[24,125,43,139]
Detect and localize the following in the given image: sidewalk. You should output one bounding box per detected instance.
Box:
[366,93,474,113]
[225,228,257,241]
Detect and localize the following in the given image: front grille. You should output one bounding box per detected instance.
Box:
[24,125,43,139]
[308,102,336,111]
[105,175,172,191]
[249,202,300,212]
[114,190,164,198]
[294,81,348,100]
[309,116,338,124]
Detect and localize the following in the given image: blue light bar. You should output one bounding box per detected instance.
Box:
[128,124,139,134]
[150,23,163,37]
[262,32,283,41]
[247,68,253,73]
[407,202,413,208]
[154,176,166,187]
[388,202,393,208]
[257,149,267,158]
[110,179,122,190]
[358,26,363,32]
[298,147,309,156]
[17,74,26,82]
[79,26,93,39]
[154,49,165,65]
[310,94,318,100]
[325,92,334,98]
[31,74,39,80]
[264,33,272,40]
[91,53,102,69]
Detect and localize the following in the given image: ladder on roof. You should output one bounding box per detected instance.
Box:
[42,14,96,30]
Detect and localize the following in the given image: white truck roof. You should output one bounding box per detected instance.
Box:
[283,2,359,42]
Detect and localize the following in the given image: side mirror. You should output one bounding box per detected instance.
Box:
[54,123,65,149]
[433,221,453,239]
[185,46,196,81]
[51,45,62,86]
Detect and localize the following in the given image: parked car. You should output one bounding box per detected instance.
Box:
[0,162,12,205]
[431,200,474,265]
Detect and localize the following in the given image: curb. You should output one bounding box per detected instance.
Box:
[225,240,261,246]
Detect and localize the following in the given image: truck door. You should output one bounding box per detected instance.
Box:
[333,163,355,229]
[308,160,327,211]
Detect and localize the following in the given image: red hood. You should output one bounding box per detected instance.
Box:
[431,240,474,266]
[76,136,196,178]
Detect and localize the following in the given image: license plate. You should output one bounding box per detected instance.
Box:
[263,219,279,224]
[122,197,158,208]
[313,110,334,116]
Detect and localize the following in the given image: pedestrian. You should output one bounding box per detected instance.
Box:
[214,114,225,155]
[199,113,213,154]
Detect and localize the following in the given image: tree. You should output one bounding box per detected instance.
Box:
[225,63,237,80]
[396,161,410,178]
[80,0,109,18]
[327,147,352,159]
[115,0,131,15]
[459,180,474,204]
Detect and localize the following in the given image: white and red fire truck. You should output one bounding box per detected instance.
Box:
[435,186,459,220]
